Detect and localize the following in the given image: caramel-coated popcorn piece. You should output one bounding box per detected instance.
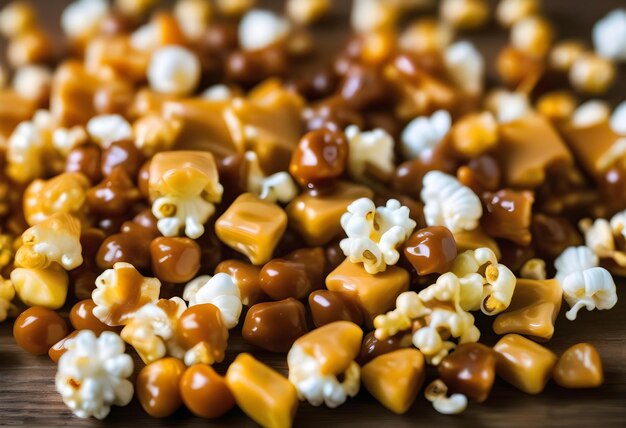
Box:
[553,343,604,389]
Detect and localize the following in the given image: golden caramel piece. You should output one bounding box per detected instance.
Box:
[0,89,37,145]
[215,193,287,265]
[450,112,498,158]
[440,0,489,30]
[128,88,178,117]
[361,349,425,414]
[85,36,149,83]
[326,258,409,326]
[481,189,534,246]
[399,18,453,55]
[176,303,229,366]
[7,28,53,67]
[287,0,330,25]
[569,52,616,95]
[493,279,562,341]
[494,334,557,394]
[497,113,573,188]
[11,263,69,309]
[15,213,82,271]
[453,228,501,260]
[286,181,373,246]
[225,79,305,174]
[536,91,577,122]
[23,172,90,226]
[136,358,185,418]
[559,119,624,179]
[226,353,299,428]
[50,61,101,126]
[438,343,496,402]
[133,113,182,156]
[553,343,603,389]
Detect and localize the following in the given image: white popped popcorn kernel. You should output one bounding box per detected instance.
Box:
[610,209,626,239]
[486,90,532,123]
[401,110,451,160]
[238,9,289,51]
[374,291,429,340]
[345,125,395,183]
[340,198,416,274]
[444,41,484,95]
[12,65,52,101]
[592,9,626,62]
[52,126,88,156]
[6,113,52,183]
[421,171,482,234]
[610,100,626,135]
[571,100,610,128]
[242,151,298,203]
[425,379,468,415]
[147,46,201,96]
[520,258,547,280]
[554,246,599,284]
[183,273,243,329]
[61,0,109,40]
[562,267,617,321]
[86,114,133,149]
[202,84,233,100]
[55,331,134,419]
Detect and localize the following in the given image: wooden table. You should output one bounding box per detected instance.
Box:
[1,0,625,426]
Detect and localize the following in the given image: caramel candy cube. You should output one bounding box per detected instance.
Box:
[497,113,573,188]
[326,258,409,326]
[361,349,425,414]
[493,279,562,341]
[453,228,501,260]
[215,193,287,265]
[553,343,603,389]
[494,334,557,394]
[286,181,373,246]
[226,353,298,428]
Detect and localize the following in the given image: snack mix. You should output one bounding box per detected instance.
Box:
[1,0,625,424]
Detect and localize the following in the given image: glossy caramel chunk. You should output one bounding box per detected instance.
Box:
[438,343,496,402]
[69,299,116,335]
[260,248,325,300]
[180,364,235,418]
[215,259,264,306]
[286,181,373,246]
[150,237,201,283]
[13,307,68,355]
[136,358,185,418]
[215,193,287,265]
[361,349,425,414]
[403,226,457,275]
[358,331,412,365]
[242,298,308,353]
[494,334,557,394]
[481,189,534,246]
[531,214,582,259]
[493,279,562,341]
[309,290,364,328]
[48,330,79,363]
[50,61,100,126]
[226,353,299,428]
[326,258,409,326]
[552,343,603,388]
[176,303,228,364]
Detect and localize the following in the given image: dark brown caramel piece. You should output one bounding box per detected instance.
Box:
[86,166,141,217]
[289,129,349,192]
[101,140,145,178]
[65,144,103,184]
[438,343,496,402]
[69,299,116,334]
[357,331,411,365]
[259,248,325,300]
[242,298,308,353]
[226,46,287,86]
[309,290,363,328]
[553,343,603,388]
[403,226,457,275]
[481,189,534,246]
[304,95,364,132]
[137,358,186,418]
[180,364,235,419]
[176,304,228,364]
[339,63,390,110]
[457,155,501,194]
[13,307,68,355]
[531,214,582,259]
[96,226,152,271]
[393,146,457,200]
[150,237,201,284]
[215,259,264,306]
[71,227,107,299]
[291,67,338,101]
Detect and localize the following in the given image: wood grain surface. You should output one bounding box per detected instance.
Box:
[1,0,626,427]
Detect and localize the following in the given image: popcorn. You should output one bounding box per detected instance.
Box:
[444,41,484,94]
[86,114,133,149]
[133,114,182,157]
[202,84,234,101]
[579,212,626,269]
[6,110,54,183]
[485,90,531,123]
[520,258,547,280]
[554,246,599,284]
[12,65,52,101]
[351,0,400,33]
[496,0,539,28]
[56,330,134,419]
[11,263,69,309]
[610,100,626,135]
[571,100,610,128]
[592,9,626,62]
[183,273,243,329]
[92,262,161,326]
[238,10,289,51]
[569,53,616,95]
[147,46,201,96]
[401,110,451,160]
[244,151,298,204]
[373,291,429,340]
[339,198,416,274]
[0,276,15,322]
[510,16,553,58]
[421,171,482,234]
[561,267,617,321]
[61,0,109,41]
[15,213,83,271]
[345,125,395,183]
[0,1,36,38]
[425,379,468,415]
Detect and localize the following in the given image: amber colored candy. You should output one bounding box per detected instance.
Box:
[13,307,68,355]
[403,226,457,276]
[96,227,152,271]
[326,258,409,326]
[180,364,235,419]
[226,353,298,428]
[48,330,79,363]
[93,77,135,116]
[260,247,325,300]
[86,166,141,217]
[496,45,544,90]
[226,46,287,86]
[176,304,228,364]
[493,279,562,341]
[242,298,308,353]
[101,140,145,178]
[362,349,425,414]
[69,299,116,335]
[50,61,100,126]
[65,144,103,184]
[358,331,412,365]
[531,213,582,259]
[289,129,349,192]
[136,358,186,418]
[309,290,364,328]
[339,63,390,110]
[215,193,287,265]
[481,189,534,246]
[150,237,201,284]
[457,155,501,194]
[438,343,496,402]
[215,259,264,306]
[494,334,557,394]
[304,95,364,132]
[553,343,603,389]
